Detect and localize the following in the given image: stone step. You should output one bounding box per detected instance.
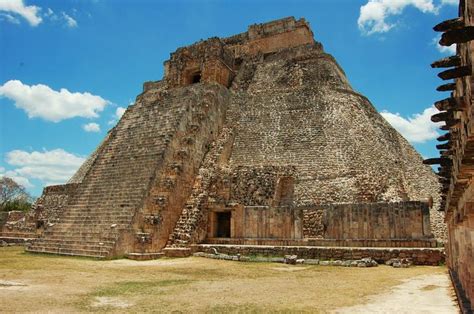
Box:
[56,218,132,224]
[43,235,118,242]
[29,242,113,251]
[58,210,136,216]
[0,231,38,238]
[45,223,130,229]
[60,211,135,215]
[26,246,108,258]
[45,229,128,236]
[42,233,121,240]
[127,252,165,261]
[31,238,115,246]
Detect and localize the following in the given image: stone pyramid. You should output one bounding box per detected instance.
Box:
[26,17,443,259]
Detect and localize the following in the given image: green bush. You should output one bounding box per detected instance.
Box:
[1,199,32,212]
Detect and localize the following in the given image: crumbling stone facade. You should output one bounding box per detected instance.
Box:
[427,0,474,310]
[26,17,443,261]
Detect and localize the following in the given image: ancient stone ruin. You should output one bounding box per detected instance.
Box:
[7,17,444,263]
[426,0,474,310]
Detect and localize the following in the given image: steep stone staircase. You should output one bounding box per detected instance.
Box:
[26,88,191,258]
[128,85,230,258]
[165,126,234,251]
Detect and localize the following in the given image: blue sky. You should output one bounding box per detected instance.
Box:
[0,0,458,196]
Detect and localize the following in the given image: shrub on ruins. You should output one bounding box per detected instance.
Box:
[0,177,33,212]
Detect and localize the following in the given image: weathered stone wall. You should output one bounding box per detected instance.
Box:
[33,184,79,227]
[223,17,315,59]
[194,244,445,266]
[0,184,78,240]
[164,38,234,88]
[206,202,432,244]
[0,212,7,229]
[226,38,443,241]
[229,206,302,239]
[430,0,474,309]
[216,166,296,206]
[0,211,28,235]
[302,207,324,238]
[318,202,431,240]
[165,17,444,250]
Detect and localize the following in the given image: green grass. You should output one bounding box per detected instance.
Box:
[92,279,193,297]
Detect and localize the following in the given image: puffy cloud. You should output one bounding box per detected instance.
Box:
[0,80,109,122]
[0,3,79,28]
[358,0,438,35]
[61,12,77,28]
[3,149,85,187]
[381,106,442,143]
[0,0,42,26]
[108,106,128,125]
[83,122,101,132]
[433,35,456,54]
[0,169,33,188]
[0,166,32,188]
[115,107,126,119]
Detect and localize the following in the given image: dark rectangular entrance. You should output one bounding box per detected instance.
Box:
[216,212,231,238]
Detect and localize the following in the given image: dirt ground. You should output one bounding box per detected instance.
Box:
[0,247,458,313]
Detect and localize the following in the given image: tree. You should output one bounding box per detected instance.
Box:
[0,177,33,212]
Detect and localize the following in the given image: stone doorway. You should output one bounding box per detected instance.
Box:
[215,212,231,238]
[190,71,201,84]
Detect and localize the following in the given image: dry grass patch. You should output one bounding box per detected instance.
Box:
[0,246,447,313]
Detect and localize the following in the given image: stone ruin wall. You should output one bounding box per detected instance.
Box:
[196,244,444,265]
[320,202,432,241]
[429,0,474,308]
[0,183,78,239]
[32,184,80,229]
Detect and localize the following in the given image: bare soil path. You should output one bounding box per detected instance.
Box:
[335,273,458,313]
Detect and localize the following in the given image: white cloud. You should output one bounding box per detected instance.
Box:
[441,0,458,5]
[0,13,20,24]
[433,35,456,54]
[381,106,442,143]
[108,106,127,125]
[0,4,80,28]
[358,0,438,35]
[115,107,126,119]
[3,149,85,187]
[0,80,109,122]
[0,0,42,26]
[0,169,33,188]
[44,9,78,28]
[61,12,77,28]
[83,122,100,132]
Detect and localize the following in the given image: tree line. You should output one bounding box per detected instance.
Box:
[0,177,34,212]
